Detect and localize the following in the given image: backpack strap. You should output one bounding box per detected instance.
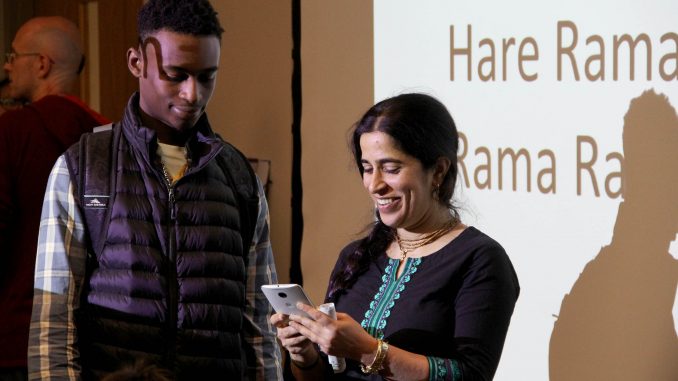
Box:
[64,123,117,257]
[216,141,260,258]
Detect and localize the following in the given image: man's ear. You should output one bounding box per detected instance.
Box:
[127,47,143,78]
[36,54,52,79]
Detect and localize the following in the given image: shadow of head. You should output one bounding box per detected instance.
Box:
[622,90,678,229]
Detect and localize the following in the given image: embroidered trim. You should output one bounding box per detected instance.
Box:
[427,357,461,381]
[361,257,422,339]
[450,359,461,380]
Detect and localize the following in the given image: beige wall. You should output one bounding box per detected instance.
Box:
[210,0,374,298]
[300,0,374,303]
[209,1,293,283]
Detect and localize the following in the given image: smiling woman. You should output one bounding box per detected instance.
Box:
[272,93,521,381]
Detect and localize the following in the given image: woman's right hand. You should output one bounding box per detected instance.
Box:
[270,312,319,366]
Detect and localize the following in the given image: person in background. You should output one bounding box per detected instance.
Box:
[27,1,282,380]
[273,93,520,380]
[0,16,109,381]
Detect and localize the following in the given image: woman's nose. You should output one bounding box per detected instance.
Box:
[367,172,386,194]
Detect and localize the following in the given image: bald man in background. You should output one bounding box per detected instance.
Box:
[0,17,109,381]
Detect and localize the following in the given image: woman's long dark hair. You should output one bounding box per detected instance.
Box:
[326,93,460,302]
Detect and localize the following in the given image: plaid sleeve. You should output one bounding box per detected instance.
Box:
[27,156,87,381]
[242,177,283,381]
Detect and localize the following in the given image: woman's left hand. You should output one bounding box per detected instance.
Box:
[289,303,378,361]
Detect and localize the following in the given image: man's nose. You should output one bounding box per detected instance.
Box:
[180,77,198,104]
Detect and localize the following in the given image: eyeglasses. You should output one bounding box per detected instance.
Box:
[5,52,41,64]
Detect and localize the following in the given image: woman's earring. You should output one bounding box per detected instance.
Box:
[432,183,440,201]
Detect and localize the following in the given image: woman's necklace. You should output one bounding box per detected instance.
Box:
[394,219,457,262]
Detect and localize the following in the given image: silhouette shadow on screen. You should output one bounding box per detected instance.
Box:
[549,90,678,381]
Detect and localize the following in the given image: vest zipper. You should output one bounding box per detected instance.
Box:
[161,166,179,367]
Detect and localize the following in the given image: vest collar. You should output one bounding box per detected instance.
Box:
[120,92,224,174]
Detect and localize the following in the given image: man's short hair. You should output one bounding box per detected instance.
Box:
[137,0,224,42]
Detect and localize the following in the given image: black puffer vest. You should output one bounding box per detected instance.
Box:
[67,95,249,380]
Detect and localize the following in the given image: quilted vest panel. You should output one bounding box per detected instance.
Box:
[76,131,247,380]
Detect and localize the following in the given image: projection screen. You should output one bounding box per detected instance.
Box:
[373,0,678,379]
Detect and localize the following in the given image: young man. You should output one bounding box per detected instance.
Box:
[0,16,108,381]
[27,1,282,380]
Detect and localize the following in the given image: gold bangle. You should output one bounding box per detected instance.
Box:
[360,339,389,375]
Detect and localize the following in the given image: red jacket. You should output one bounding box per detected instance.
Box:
[0,95,109,368]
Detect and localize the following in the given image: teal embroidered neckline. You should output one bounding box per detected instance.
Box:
[361,257,422,339]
